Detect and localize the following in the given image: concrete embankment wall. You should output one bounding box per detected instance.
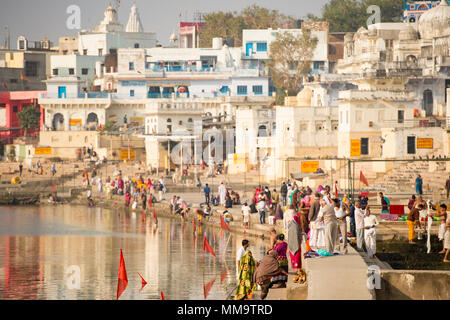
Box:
[376,270,450,300]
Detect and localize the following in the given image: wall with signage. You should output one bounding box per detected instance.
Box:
[301,161,319,173]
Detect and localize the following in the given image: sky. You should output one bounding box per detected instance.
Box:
[0,0,329,48]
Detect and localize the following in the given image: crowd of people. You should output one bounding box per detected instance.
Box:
[232,179,450,299]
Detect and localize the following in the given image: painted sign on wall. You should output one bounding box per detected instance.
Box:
[301,161,319,173]
[350,139,361,156]
[70,119,82,126]
[120,149,136,160]
[417,138,433,149]
[35,147,52,155]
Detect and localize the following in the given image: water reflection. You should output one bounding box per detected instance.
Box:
[0,205,268,300]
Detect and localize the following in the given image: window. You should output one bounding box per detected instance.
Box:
[68,68,75,75]
[361,138,369,155]
[188,118,193,123]
[313,61,324,70]
[129,62,134,71]
[398,110,404,124]
[83,49,87,55]
[220,86,229,94]
[81,68,88,75]
[25,61,38,77]
[178,120,183,125]
[13,106,18,113]
[130,90,135,97]
[98,48,103,56]
[237,85,247,95]
[256,42,267,52]
[167,125,172,133]
[52,68,58,75]
[407,136,416,154]
[134,43,140,48]
[252,85,263,95]
[110,48,117,54]
[10,79,18,84]
[167,118,172,123]
[19,40,25,50]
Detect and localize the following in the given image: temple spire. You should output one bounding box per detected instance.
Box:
[126,1,144,33]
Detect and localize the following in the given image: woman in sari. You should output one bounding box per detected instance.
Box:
[253,250,289,300]
[235,250,256,300]
[287,211,303,281]
[271,234,288,288]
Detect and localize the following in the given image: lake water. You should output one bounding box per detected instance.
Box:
[0,205,268,300]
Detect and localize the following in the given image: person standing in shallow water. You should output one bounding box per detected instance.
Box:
[235,240,256,300]
[415,175,423,195]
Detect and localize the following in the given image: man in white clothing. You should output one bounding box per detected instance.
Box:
[355,201,366,251]
[364,209,379,258]
[236,239,250,279]
[241,202,251,229]
[218,182,227,206]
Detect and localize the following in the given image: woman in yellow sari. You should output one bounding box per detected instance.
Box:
[235,250,256,300]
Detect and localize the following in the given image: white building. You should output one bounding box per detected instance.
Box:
[242,23,329,73]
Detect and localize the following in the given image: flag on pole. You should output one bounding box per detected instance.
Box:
[116,249,128,300]
[203,235,216,257]
[20,72,29,81]
[334,182,338,198]
[220,215,231,232]
[2,82,7,89]
[160,290,165,300]
[137,272,147,292]
[360,171,369,187]
[203,277,216,300]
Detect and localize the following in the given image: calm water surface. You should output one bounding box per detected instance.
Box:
[0,205,267,300]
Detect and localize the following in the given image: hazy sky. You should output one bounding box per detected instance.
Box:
[0,0,329,47]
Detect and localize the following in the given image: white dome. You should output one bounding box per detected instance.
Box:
[399,24,418,41]
[418,1,450,40]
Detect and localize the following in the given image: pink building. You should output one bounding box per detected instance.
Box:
[0,91,45,144]
[178,22,205,48]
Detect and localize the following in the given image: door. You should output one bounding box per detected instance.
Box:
[246,43,253,57]
[361,138,369,155]
[58,86,67,98]
[422,90,433,116]
[407,136,416,154]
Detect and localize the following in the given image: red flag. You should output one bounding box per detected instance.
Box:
[116,249,128,300]
[220,215,231,232]
[2,82,7,89]
[203,235,216,257]
[203,277,216,300]
[137,272,147,292]
[220,269,228,284]
[360,171,369,187]
[160,290,165,300]
[334,182,338,198]
[153,208,158,222]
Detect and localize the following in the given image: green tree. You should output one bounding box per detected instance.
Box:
[199,4,297,48]
[17,105,41,136]
[268,31,318,99]
[102,120,118,132]
[307,0,403,32]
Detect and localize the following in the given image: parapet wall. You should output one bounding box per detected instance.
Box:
[377,270,450,300]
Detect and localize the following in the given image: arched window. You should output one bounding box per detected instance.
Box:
[178,120,183,125]
[167,118,172,123]
[52,113,64,131]
[188,118,193,123]
[257,125,267,137]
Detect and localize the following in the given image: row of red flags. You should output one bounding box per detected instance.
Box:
[117,204,233,299]
[117,248,225,300]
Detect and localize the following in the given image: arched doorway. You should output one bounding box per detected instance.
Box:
[422,90,433,116]
[257,125,267,137]
[86,113,99,130]
[52,113,64,131]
